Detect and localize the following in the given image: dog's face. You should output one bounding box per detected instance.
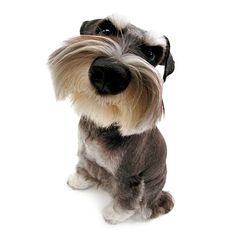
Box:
[49,15,175,135]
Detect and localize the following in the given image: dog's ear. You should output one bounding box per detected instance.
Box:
[160,36,175,82]
[80,19,100,35]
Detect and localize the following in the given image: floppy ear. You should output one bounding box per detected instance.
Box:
[160,36,175,82]
[80,19,100,35]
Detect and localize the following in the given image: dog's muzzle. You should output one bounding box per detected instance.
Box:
[89,58,131,95]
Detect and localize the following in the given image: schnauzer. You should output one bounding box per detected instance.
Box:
[48,15,175,224]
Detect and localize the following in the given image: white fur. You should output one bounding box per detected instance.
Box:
[79,128,121,175]
[107,14,129,30]
[143,31,167,47]
[67,173,94,190]
[103,202,135,224]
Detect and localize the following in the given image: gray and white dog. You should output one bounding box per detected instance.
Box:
[48,15,175,224]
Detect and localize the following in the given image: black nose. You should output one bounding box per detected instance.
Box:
[89,58,131,95]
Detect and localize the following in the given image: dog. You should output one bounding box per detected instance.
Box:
[48,15,175,224]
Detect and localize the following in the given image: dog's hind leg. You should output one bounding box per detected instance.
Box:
[149,191,174,218]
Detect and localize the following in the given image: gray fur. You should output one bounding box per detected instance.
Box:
[76,116,173,218]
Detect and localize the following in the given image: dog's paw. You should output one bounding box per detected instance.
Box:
[103,203,134,224]
[67,173,94,190]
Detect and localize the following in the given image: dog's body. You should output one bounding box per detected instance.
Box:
[49,15,175,224]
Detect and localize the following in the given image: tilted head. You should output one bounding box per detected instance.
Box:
[48,15,175,135]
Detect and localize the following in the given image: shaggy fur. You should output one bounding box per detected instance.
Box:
[49,35,163,135]
[48,15,175,224]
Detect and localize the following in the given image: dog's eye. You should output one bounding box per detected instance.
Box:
[140,45,164,66]
[96,20,118,36]
[144,48,155,61]
[100,29,112,36]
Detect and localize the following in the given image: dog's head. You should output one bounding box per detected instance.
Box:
[48,15,175,135]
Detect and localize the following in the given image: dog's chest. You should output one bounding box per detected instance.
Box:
[79,130,122,175]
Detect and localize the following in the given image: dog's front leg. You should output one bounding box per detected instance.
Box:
[67,167,95,190]
[103,201,135,224]
[103,176,144,224]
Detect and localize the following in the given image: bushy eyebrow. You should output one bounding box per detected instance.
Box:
[107,15,129,30]
[143,31,167,47]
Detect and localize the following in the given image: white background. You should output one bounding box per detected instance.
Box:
[0,0,236,235]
